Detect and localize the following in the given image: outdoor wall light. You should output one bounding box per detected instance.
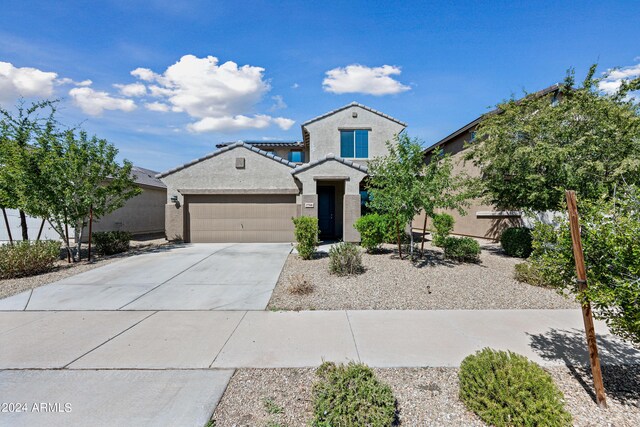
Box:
[170,195,178,203]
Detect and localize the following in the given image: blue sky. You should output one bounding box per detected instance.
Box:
[1,0,639,172]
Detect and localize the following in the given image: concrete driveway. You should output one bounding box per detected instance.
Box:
[0,243,292,311]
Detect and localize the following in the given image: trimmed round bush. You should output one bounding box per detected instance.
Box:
[329,242,364,276]
[500,227,533,258]
[92,231,132,255]
[292,216,319,260]
[313,362,397,427]
[354,213,387,252]
[443,236,480,262]
[432,213,455,247]
[0,240,60,279]
[459,348,572,427]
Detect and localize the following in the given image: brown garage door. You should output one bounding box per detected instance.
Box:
[185,194,297,243]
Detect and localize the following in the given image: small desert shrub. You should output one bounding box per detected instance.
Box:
[459,348,572,427]
[514,262,551,287]
[312,362,397,427]
[0,240,60,279]
[292,216,319,260]
[501,227,533,258]
[432,213,454,247]
[92,231,131,255]
[329,242,364,276]
[288,274,314,295]
[443,236,480,262]
[354,213,387,252]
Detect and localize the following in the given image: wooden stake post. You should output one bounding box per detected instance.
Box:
[87,206,93,262]
[565,190,607,408]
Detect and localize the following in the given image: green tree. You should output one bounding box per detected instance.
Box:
[367,134,468,258]
[466,65,640,212]
[530,185,640,346]
[0,100,58,240]
[34,129,141,261]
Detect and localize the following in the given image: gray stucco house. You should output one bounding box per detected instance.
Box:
[157,102,406,243]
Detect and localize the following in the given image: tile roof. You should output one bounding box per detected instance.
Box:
[301,102,408,127]
[291,153,368,175]
[130,166,166,189]
[156,142,296,178]
[216,140,304,149]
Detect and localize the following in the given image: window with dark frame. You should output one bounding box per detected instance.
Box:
[340,129,369,158]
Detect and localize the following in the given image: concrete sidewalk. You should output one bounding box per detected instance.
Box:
[2,309,639,370]
[2,309,639,426]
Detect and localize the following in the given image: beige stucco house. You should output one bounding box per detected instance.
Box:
[413,85,560,239]
[158,102,406,243]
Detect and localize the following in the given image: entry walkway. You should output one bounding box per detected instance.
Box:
[2,309,639,426]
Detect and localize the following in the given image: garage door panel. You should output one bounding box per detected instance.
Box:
[186,195,297,243]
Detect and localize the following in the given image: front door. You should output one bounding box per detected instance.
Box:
[317,186,336,239]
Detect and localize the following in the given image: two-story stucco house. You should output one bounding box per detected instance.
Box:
[157,102,406,243]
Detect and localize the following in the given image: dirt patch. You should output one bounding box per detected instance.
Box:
[212,365,640,426]
[268,240,578,310]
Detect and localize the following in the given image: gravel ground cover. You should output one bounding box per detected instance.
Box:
[0,238,172,299]
[211,365,640,426]
[268,240,578,311]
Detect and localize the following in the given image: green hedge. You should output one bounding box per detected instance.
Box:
[354,213,387,252]
[312,362,397,427]
[432,213,454,247]
[0,240,60,279]
[292,216,319,260]
[500,227,533,258]
[443,236,480,262]
[459,348,572,427]
[92,231,131,255]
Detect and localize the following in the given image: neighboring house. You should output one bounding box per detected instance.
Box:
[414,84,561,239]
[158,102,406,243]
[85,166,166,238]
[1,165,166,243]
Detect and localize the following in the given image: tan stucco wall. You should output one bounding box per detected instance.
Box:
[87,187,166,237]
[160,146,300,241]
[294,159,367,195]
[416,129,523,240]
[304,105,405,166]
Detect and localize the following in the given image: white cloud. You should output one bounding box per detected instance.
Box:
[272,117,295,130]
[0,61,58,103]
[69,87,136,116]
[56,77,92,87]
[270,95,287,111]
[114,82,147,97]
[131,67,159,82]
[145,101,170,112]
[323,64,411,96]
[599,62,640,95]
[291,83,300,89]
[129,54,294,132]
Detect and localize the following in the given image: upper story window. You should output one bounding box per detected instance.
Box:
[288,150,304,163]
[340,130,369,158]
[469,131,476,142]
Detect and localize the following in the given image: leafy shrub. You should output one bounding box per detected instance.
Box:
[0,240,60,279]
[514,262,551,287]
[443,236,480,262]
[329,242,364,276]
[500,227,533,258]
[459,348,572,427]
[354,213,388,252]
[292,216,319,260]
[312,362,397,427]
[432,213,454,247]
[92,231,131,255]
[530,186,640,345]
[288,274,314,295]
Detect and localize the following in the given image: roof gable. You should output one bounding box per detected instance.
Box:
[156,142,296,178]
[302,102,407,127]
[291,153,368,175]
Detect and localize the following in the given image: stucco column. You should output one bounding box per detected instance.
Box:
[165,203,184,241]
[343,194,361,242]
[301,194,318,218]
